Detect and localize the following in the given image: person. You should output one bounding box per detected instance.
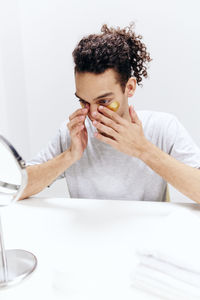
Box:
[20,24,200,202]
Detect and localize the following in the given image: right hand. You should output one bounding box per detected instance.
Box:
[67,107,89,162]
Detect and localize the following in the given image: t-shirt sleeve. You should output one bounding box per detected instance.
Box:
[26,121,69,185]
[166,116,200,168]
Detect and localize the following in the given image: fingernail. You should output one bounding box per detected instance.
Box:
[82,108,88,113]
[92,112,97,117]
[99,106,103,110]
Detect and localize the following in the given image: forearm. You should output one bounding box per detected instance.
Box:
[140,141,200,203]
[19,149,75,200]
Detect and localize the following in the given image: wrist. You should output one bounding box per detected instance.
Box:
[63,148,77,165]
[137,139,154,161]
[67,147,80,164]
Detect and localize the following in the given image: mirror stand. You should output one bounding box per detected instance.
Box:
[0,210,37,288]
[0,135,37,288]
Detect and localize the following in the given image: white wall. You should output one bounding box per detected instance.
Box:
[0,0,30,156]
[0,0,200,201]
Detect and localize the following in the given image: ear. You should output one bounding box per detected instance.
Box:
[125,77,137,98]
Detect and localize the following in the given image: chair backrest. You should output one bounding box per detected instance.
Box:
[165,184,170,202]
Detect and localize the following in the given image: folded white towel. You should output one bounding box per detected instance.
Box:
[131,208,200,299]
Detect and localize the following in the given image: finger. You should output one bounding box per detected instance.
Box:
[92,120,118,140]
[94,131,118,147]
[98,105,127,126]
[67,115,85,131]
[70,124,84,137]
[91,111,121,132]
[69,108,88,121]
[129,105,141,125]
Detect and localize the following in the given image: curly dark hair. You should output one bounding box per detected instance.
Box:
[72,23,152,92]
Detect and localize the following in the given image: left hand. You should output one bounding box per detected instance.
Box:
[92,105,149,158]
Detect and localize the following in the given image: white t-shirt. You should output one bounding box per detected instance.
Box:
[26,111,200,201]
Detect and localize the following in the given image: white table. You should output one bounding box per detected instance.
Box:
[1,197,200,300]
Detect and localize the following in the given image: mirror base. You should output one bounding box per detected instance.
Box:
[0,249,37,288]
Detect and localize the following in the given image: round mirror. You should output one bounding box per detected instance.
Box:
[0,135,37,288]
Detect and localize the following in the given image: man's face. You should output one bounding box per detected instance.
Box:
[75,69,131,122]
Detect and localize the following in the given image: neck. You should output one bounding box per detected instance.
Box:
[121,107,131,122]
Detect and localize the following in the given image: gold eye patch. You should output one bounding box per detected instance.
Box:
[107,101,120,112]
[80,102,86,108]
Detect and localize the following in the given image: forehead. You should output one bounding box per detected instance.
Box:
[75,69,121,99]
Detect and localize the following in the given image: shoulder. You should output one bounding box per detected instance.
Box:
[137,110,180,145]
[137,110,179,133]
[137,110,178,126]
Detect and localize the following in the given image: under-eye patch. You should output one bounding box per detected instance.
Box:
[107,101,120,112]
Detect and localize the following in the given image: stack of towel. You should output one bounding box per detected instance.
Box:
[131,209,200,299]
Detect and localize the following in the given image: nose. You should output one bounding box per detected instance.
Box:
[88,104,99,120]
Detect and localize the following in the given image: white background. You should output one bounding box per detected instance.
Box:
[0,0,200,201]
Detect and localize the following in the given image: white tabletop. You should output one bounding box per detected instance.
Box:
[1,197,200,300]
